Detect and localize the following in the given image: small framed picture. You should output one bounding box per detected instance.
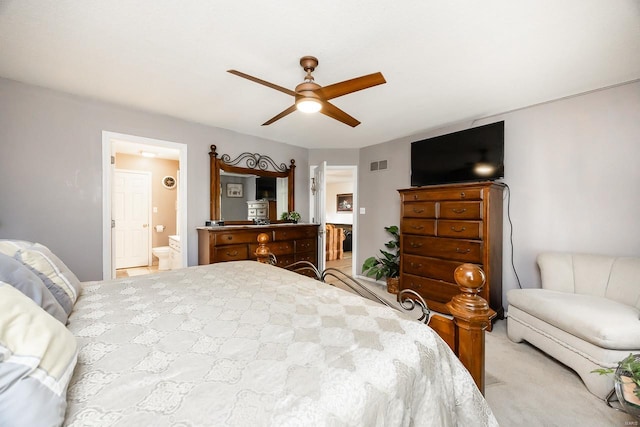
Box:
[226,183,243,198]
[336,193,353,212]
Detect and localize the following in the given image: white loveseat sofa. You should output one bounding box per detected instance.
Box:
[507,252,640,399]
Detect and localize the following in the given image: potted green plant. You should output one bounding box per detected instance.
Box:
[593,353,640,416]
[361,225,400,294]
[280,211,301,223]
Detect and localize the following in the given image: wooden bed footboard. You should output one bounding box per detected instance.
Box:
[255,233,494,394]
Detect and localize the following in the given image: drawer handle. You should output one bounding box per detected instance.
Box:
[227,236,233,240]
[226,250,239,257]
[450,226,467,232]
[412,225,424,230]
[412,208,425,213]
[410,242,423,248]
[460,192,466,199]
[409,262,422,268]
[452,208,467,214]
[455,248,471,254]
[413,194,419,200]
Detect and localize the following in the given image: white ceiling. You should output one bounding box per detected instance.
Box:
[1,1,638,149]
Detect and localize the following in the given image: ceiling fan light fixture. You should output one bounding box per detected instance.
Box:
[296,97,322,113]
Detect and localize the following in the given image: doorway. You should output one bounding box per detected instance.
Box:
[311,165,357,277]
[102,131,188,280]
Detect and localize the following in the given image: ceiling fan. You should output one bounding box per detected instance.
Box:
[227,56,386,128]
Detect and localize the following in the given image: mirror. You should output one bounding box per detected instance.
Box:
[209,145,295,224]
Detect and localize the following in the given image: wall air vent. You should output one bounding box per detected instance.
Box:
[370,160,388,172]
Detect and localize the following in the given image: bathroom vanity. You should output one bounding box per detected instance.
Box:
[169,235,182,270]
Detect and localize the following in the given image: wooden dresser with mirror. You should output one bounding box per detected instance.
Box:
[198,145,319,268]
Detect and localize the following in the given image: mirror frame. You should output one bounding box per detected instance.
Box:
[209,145,295,224]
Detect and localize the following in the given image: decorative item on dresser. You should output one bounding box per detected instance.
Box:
[398,181,505,318]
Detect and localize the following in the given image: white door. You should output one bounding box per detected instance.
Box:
[314,161,327,272]
[114,170,151,269]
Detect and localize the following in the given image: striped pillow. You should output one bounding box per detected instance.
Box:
[0,240,80,314]
[0,253,68,324]
[0,282,78,427]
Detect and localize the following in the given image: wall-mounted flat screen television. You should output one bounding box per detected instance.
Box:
[411,121,504,186]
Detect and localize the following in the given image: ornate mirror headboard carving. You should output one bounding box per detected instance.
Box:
[209,145,295,223]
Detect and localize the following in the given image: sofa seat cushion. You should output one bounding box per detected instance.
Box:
[508,289,640,350]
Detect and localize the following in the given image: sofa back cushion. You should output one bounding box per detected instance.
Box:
[538,252,640,309]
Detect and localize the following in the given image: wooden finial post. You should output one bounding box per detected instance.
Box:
[255,233,272,264]
[447,263,496,395]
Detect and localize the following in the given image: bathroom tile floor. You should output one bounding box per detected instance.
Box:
[115,265,159,278]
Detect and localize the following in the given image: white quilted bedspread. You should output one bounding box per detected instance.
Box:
[64,261,497,426]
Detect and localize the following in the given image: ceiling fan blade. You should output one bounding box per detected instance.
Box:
[315,72,386,100]
[227,70,297,97]
[320,101,361,127]
[262,105,297,126]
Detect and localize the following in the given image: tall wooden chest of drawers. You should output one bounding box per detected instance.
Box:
[398,182,505,318]
[197,224,319,269]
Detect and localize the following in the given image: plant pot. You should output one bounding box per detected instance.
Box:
[616,371,640,417]
[386,277,399,295]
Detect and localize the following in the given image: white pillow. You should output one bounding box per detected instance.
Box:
[0,282,78,427]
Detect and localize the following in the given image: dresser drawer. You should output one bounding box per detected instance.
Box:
[274,254,295,268]
[401,218,436,236]
[402,188,483,202]
[295,238,316,253]
[266,241,294,256]
[401,202,436,218]
[213,244,249,262]
[273,227,316,241]
[437,220,482,239]
[438,201,482,219]
[402,254,463,282]
[403,236,482,263]
[214,231,261,245]
[400,273,459,313]
[295,251,317,264]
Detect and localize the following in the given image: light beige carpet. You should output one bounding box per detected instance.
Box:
[486,319,635,426]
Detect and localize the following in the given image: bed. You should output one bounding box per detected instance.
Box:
[0,238,497,426]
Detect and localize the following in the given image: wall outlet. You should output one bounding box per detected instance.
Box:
[359,207,366,214]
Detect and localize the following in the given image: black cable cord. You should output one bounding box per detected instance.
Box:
[503,183,522,289]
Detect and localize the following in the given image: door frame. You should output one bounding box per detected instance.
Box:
[113,169,153,269]
[102,131,188,280]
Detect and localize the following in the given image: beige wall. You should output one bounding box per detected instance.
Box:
[115,154,179,248]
